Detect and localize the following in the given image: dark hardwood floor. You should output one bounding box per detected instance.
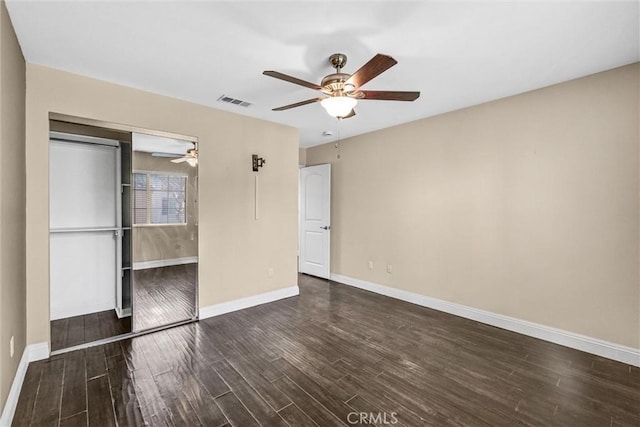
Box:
[133,264,197,331]
[18,274,640,426]
[50,310,131,352]
[51,264,197,351]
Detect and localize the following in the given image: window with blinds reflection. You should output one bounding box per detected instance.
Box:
[133,172,187,225]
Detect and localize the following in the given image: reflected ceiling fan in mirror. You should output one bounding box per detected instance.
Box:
[263,53,420,119]
[140,134,197,167]
[170,148,198,167]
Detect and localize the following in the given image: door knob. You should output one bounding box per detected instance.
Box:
[320,226,330,230]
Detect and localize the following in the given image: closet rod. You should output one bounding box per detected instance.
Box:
[50,226,120,233]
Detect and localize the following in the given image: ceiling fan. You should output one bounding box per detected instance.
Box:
[170,148,198,167]
[263,53,420,119]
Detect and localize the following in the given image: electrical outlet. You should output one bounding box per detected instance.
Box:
[268,267,274,278]
[10,336,14,358]
[368,260,374,270]
[387,264,393,274]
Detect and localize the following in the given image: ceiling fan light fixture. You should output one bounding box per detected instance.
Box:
[186,157,197,167]
[321,96,357,118]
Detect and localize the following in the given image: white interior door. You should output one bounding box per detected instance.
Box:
[49,139,119,320]
[299,164,331,278]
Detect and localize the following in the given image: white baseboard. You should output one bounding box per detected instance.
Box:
[0,342,49,427]
[132,256,198,271]
[115,307,132,319]
[27,342,49,362]
[330,273,640,367]
[200,286,299,319]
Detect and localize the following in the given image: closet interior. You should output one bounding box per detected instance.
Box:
[49,119,198,352]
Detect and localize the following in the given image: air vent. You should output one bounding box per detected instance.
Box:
[217,94,252,107]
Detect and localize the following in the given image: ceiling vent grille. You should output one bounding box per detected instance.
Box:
[217,94,252,107]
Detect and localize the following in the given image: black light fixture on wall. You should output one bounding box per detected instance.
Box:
[252,154,266,171]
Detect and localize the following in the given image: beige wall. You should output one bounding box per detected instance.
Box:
[299,147,307,166]
[132,151,198,262]
[26,64,299,346]
[307,63,640,349]
[0,0,26,410]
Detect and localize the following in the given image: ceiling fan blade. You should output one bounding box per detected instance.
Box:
[360,90,420,101]
[345,54,398,89]
[263,71,322,91]
[171,157,188,163]
[341,109,356,119]
[272,97,324,111]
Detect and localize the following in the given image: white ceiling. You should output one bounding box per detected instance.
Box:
[132,132,194,155]
[6,1,639,148]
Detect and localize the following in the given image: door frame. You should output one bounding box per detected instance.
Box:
[47,114,200,356]
[298,163,331,279]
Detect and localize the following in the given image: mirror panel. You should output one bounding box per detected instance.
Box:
[131,133,198,332]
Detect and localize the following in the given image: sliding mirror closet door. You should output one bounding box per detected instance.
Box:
[49,131,132,352]
[131,133,198,332]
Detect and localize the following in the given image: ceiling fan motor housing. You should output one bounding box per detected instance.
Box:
[324,53,357,95]
[321,73,353,94]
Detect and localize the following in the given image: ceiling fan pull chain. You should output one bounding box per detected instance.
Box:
[335,117,341,160]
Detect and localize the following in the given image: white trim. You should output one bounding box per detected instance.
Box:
[199,286,299,319]
[0,342,49,427]
[132,256,198,271]
[27,342,49,362]
[115,307,132,319]
[330,274,640,367]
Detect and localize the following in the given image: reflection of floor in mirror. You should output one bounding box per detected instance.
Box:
[50,309,131,352]
[133,263,197,331]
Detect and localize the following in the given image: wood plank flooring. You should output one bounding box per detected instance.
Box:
[51,264,197,351]
[50,310,131,352]
[16,274,640,426]
[133,264,197,331]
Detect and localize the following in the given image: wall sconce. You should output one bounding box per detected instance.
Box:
[252,154,266,171]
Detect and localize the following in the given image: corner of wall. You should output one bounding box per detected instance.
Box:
[0,0,28,416]
[298,147,307,166]
[308,64,640,349]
